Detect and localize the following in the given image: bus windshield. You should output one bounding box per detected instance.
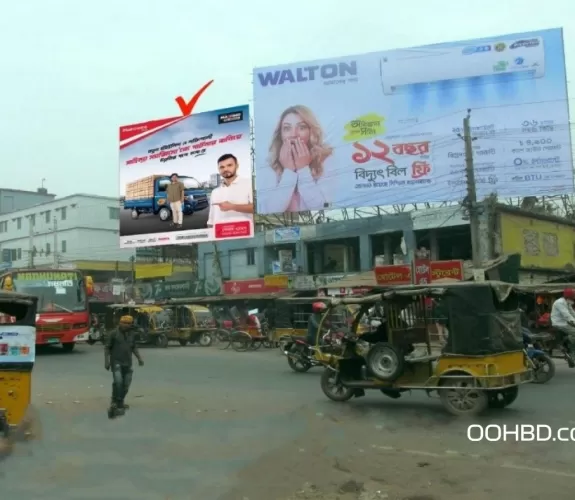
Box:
[11,271,87,313]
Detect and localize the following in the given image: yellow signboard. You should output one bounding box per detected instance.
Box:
[500,213,575,269]
[16,272,77,281]
[264,275,289,288]
[135,263,174,279]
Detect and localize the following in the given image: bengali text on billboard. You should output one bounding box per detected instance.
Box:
[119,105,254,248]
[253,28,572,214]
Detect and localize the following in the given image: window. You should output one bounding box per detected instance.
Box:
[0,221,7,233]
[246,248,255,266]
[29,214,35,226]
[60,207,67,220]
[46,243,51,255]
[17,248,22,260]
[158,179,169,192]
[109,207,120,219]
[45,210,51,223]
[16,218,21,230]
[61,240,67,253]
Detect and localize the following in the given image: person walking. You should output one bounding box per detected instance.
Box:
[104,315,144,415]
[167,173,185,228]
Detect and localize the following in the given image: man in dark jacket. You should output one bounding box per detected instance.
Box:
[104,315,144,412]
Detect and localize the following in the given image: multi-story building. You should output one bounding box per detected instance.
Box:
[0,193,133,277]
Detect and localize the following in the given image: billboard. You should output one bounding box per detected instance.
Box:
[119,105,253,248]
[253,28,572,214]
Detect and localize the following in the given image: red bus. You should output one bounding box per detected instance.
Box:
[0,269,94,351]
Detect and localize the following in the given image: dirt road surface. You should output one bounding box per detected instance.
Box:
[1,345,575,499]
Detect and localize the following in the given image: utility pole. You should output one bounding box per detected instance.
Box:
[28,216,34,268]
[53,216,58,268]
[459,110,481,267]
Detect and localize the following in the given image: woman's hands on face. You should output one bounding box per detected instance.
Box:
[291,138,312,170]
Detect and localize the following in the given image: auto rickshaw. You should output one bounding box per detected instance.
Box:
[163,301,215,347]
[0,290,41,453]
[317,282,533,416]
[106,304,172,347]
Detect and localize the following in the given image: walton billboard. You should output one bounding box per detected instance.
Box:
[253,28,571,214]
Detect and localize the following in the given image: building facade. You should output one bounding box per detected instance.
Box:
[0,193,134,272]
[0,187,56,215]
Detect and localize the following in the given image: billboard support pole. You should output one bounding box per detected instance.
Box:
[461,110,481,267]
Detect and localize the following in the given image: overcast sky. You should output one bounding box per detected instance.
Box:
[1,0,573,198]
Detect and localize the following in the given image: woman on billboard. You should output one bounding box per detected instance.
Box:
[258,105,333,213]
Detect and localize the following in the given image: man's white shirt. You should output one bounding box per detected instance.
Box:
[550,297,575,328]
[208,177,253,225]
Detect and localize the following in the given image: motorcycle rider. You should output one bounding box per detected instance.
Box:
[307,302,327,345]
[550,288,575,368]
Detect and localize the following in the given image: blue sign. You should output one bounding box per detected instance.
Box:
[273,227,301,243]
[254,28,572,213]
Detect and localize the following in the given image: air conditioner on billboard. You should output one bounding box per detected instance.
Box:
[380,37,545,95]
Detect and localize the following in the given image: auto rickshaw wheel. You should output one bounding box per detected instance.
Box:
[179,339,188,346]
[488,386,519,409]
[155,334,169,348]
[216,329,231,349]
[366,343,404,382]
[320,368,354,402]
[438,376,489,416]
[198,333,212,347]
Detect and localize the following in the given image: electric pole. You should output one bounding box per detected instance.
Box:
[28,216,34,268]
[53,216,58,268]
[459,110,481,267]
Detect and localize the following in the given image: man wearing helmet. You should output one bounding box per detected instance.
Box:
[307,302,327,345]
[550,288,575,367]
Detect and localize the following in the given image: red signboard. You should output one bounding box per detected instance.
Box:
[413,258,432,285]
[430,260,464,282]
[374,260,464,286]
[374,264,412,286]
[223,279,284,295]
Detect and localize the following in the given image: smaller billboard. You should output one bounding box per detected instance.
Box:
[374,260,464,286]
[119,105,253,248]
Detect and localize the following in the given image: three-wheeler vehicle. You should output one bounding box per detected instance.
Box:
[0,290,41,454]
[106,303,172,347]
[317,282,533,416]
[163,300,215,347]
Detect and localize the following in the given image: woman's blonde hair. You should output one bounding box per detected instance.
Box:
[268,105,333,182]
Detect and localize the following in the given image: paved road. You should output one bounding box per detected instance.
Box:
[2,345,575,499]
[119,206,209,236]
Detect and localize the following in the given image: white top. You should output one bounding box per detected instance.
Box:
[550,297,575,328]
[400,308,415,327]
[256,161,332,214]
[208,177,253,226]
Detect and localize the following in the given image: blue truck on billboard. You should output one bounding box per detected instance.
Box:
[119,105,255,249]
[253,28,572,214]
[123,175,209,222]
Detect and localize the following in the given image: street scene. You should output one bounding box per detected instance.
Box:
[1,3,574,500]
[3,345,575,500]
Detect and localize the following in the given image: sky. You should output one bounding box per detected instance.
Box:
[1,0,574,199]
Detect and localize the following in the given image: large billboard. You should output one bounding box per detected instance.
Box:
[253,28,572,214]
[119,105,253,248]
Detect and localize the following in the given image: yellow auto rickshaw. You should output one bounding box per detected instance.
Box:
[106,303,172,347]
[317,281,533,416]
[0,290,41,452]
[164,301,215,347]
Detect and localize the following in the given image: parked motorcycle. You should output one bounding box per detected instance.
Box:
[283,330,344,373]
[522,329,555,384]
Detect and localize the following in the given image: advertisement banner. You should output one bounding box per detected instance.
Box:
[273,227,301,242]
[223,279,285,295]
[119,105,254,248]
[92,283,115,302]
[253,29,572,213]
[129,278,222,301]
[263,275,289,288]
[288,274,353,290]
[374,260,464,285]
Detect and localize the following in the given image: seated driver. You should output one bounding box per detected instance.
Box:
[550,288,575,368]
[306,302,327,345]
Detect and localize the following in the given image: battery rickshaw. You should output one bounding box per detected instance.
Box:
[317,282,533,416]
[106,304,172,347]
